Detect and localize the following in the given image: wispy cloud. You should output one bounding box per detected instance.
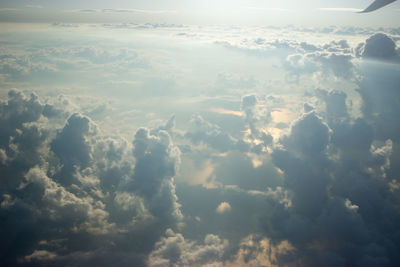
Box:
[72,8,178,14]
[79,9,97,13]
[102,8,177,14]
[243,6,293,12]
[0,8,18,12]
[318,7,362,12]
[25,5,43,9]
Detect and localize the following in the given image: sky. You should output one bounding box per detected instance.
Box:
[1,1,400,267]
[0,0,400,26]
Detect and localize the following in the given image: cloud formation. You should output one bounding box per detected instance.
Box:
[1,27,400,267]
[358,33,398,59]
[261,86,400,266]
[0,90,185,266]
[216,202,232,214]
[148,229,228,266]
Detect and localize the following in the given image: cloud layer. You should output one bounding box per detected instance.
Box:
[0,25,400,267]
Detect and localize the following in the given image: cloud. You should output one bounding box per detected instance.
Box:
[101,8,177,14]
[0,90,43,146]
[241,94,258,134]
[284,51,355,80]
[226,234,295,267]
[216,202,232,214]
[243,7,293,12]
[79,9,97,13]
[280,111,331,158]
[51,113,96,185]
[211,149,283,190]
[1,26,400,267]
[185,114,239,153]
[261,84,400,266]
[148,229,228,266]
[357,55,400,142]
[0,90,187,266]
[358,33,398,59]
[128,127,183,227]
[318,7,362,12]
[240,95,273,152]
[22,250,57,263]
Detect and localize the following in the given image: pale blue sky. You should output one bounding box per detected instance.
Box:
[0,0,399,26]
[0,0,391,9]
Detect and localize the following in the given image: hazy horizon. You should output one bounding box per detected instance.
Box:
[0,0,400,26]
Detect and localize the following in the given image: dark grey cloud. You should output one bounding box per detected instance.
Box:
[51,113,96,186]
[358,33,398,59]
[260,85,400,266]
[357,56,400,142]
[272,112,332,219]
[280,111,331,158]
[0,91,185,267]
[0,90,43,146]
[129,127,183,226]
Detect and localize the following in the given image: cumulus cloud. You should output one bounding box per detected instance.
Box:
[357,58,400,142]
[261,85,400,266]
[358,33,398,59]
[128,126,183,228]
[0,90,186,266]
[1,26,400,267]
[226,234,295,267]
[285,51,355,80]
[148,229,228,266]
[185,114,239,153]
[216,202,232,214]
[280,111,331,158]
[240,95,273,152]
[23,250,58,263]
[51,113,97,185]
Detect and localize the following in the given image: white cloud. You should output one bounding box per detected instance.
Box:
[318,7,362,12]
[216,201,231,214]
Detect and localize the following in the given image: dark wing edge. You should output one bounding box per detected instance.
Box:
[359,0,396,13]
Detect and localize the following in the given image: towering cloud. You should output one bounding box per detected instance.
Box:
[0,91,185,266]
[358,33,398,59]
[261,86,400,266]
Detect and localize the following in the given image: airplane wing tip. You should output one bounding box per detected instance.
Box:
[359,0,397,13]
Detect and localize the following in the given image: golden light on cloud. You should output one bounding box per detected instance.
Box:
[267,127,284,141]
[210,108,243,117]
[225,235,295,267]
[251,158,263,168]
[271,109,296,124]
[176,158,217,188]
[216,202,232,214]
